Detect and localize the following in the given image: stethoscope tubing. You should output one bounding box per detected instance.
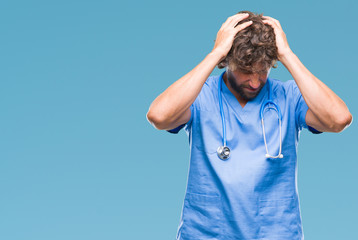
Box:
[217,70,284,160]
[218,71,227,147]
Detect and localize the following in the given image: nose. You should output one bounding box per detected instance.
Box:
[249,75,261,89]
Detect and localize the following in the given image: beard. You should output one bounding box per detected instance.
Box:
[227,72,265,101]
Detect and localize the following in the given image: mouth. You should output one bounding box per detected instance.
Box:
[246,87,259,92]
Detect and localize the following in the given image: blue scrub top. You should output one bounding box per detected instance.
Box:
[167,72,322,240]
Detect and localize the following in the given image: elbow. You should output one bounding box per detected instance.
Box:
[332,113,353,133]
[146,111,167,130]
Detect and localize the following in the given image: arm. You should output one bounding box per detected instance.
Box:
[280,51,352,133]
[146,51,222,130]
[262,16,353,133]
[147,13,253,130]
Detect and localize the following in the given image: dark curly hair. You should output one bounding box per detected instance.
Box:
[217,10,278,73]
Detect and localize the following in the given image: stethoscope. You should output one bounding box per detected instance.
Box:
[217,70,284,160]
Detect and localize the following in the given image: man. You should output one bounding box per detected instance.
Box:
[146,10,352,240]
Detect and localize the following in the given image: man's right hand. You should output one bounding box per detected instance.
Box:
[212,13,253,61]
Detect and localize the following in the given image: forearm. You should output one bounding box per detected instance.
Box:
[280,50,352,127]
[147,51,224,125]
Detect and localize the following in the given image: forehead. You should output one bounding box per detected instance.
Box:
[237,68,268,75]
[237,62,269,74]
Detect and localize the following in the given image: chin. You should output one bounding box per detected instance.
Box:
[245,91,258,97]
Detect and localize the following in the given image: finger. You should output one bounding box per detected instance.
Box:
[223,13,248,24]
[262,16,277,22]
[221,16,236,28]
[226,13,250,27]
[232,12,249,18]
[262,18,279,30]
[234,20,253,30]
[262,16,281,28]
[262,20,280,34]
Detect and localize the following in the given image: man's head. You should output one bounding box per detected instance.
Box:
[218,10,278,74]
[225,64,271,101]
[218,10,278,101]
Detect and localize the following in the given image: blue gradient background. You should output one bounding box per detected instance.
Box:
[1,0,356,239]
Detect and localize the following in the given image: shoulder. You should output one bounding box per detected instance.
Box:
[269,78,295,91]
[203,75,218,91]
[269,78,297,99]
[194,74,220,111]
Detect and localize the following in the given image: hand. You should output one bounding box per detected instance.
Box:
[212,13,253,60]
[262,16,292,61]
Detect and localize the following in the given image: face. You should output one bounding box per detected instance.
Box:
[226,67,271,101]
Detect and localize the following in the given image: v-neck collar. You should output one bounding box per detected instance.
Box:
[220,71,270,121]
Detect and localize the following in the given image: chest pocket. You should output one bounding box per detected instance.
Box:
[193,110,223,154]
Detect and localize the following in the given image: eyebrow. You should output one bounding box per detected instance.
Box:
[239,68,268,74]
[251,70,268,74]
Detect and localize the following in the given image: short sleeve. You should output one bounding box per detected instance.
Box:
[166,104,195,134]
[292,80,323,134]
[166,76,212,134]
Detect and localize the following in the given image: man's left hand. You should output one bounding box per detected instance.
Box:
[262,16,292,61]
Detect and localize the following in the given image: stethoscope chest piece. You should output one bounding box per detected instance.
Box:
[217,146,230,160]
